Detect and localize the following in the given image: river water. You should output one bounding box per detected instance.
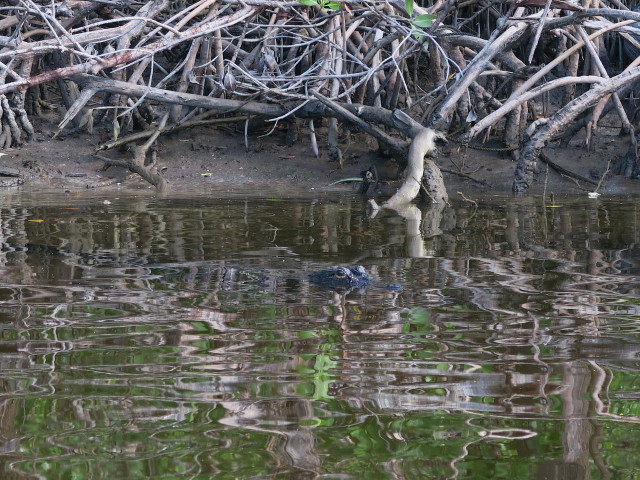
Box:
[0,191,639,479]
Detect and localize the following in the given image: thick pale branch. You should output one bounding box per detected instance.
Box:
[72,74,287,116]
[462,76,605,143]
[514,67,640,193]
[428,18,529,130]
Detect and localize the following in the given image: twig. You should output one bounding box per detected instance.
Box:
[457,191,478,206]
[539,151,598,185]
[441,167,488,185]
[593,158,611,194]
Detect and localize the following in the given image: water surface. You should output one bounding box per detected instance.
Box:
[0,192,639,479]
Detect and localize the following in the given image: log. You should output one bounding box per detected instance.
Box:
[72,74,287,117]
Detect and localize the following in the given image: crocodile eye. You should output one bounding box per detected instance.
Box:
[335,267,348,278]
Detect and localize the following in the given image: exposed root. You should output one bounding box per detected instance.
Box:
[0,1,639,193]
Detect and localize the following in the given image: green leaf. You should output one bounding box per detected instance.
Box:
[407,306,430,324]
[405,0,414,17]
[297,0,318,5]
[112,117,120,141]
[326,2,342,10]
[411,27,425,42]
[413,13,436,28]
[78,109,94,133]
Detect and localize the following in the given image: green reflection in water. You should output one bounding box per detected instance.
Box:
[0,193,639,479]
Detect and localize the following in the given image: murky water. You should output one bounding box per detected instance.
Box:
[0,191,639,479]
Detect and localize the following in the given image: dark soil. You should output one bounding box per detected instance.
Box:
[1,114,637,199]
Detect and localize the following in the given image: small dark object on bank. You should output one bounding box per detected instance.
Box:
[359,166,378,195]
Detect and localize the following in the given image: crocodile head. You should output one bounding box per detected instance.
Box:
[309,265,370,291]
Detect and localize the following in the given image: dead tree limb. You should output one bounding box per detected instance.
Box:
[514,67,640,193]
[72,74,287,116]
[428,15,529,131]
[97,113,169,191]
[310,89,407,158]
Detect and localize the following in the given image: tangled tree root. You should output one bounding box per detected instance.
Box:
[1,1,640,193]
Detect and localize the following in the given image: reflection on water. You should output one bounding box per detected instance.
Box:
[0,192,639,479]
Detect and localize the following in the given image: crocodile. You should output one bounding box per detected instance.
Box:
[3,243,403,292]
[309,265,402,292]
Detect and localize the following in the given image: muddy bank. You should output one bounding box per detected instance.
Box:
[0,117,637,199]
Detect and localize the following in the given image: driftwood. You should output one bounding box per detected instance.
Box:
[96,113,169,192]
[369,125,445,211]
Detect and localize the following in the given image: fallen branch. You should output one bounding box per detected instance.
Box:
[94,113,169,191]
[539,152,598,186]
[72,74,287,116]
[440,167,488,185]
[310,89,407,159]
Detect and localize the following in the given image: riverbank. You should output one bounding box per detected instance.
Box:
[0,115,637,199]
